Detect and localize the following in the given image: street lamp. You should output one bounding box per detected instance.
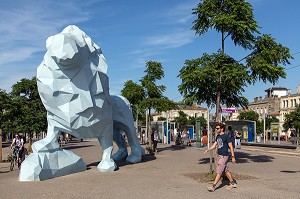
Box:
[263,112,266,143]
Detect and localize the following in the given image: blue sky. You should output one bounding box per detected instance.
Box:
[0,0,299,107]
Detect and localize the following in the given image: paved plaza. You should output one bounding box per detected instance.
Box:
[0,139,300,199]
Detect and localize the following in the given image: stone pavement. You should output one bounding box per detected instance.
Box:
[0,139,300,199]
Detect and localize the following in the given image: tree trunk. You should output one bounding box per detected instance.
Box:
[216,90,221,122]
[216,29,225,123]
[147,108,152,148]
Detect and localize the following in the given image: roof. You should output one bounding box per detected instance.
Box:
[264,87,289,92]
[178,104,206,110]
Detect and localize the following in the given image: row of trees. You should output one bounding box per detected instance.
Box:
[0,78,47,147]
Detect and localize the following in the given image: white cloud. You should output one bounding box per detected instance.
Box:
[0,1,91,67]
[166,0,198,24]
[144,30,196,48]
[0,0,96,91]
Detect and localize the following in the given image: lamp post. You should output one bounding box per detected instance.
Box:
[263,112,266,143]
[166,111,169,144]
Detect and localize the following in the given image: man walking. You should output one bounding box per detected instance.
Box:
[204,123,237,192]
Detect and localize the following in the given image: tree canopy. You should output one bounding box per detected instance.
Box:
[283,106,300,136]
[178,0,292,121]
[121,61,177,147]
[0,77,47,143]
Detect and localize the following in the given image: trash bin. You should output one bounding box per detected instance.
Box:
[257,135,261,143]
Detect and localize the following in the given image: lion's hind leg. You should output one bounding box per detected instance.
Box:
[111,95,144,164]
[123,125,145,163]
[112,126,128,161]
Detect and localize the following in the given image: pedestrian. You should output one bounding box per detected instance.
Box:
[204,122,237,192]
[201,126,208,146]
[235,129,241,148]
[152,130,159,153]
[227,125,235,148]
[10,133,25,163]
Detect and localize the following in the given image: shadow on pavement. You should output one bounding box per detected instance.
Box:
[198,151,275,164]
[87,154,156,170]
[62,144,94,150]
[157,145,190,152]
[0,171,10,173]
[281,170,300,173]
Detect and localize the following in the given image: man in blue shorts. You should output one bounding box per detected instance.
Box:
[204,122,237,192]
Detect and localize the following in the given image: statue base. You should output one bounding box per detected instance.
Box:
[19,148,86,181]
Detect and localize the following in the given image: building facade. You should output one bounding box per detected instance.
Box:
[152,104,208,122]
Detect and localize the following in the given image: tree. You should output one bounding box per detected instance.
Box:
[122,61,177,148]
[157,116,166,121]
[178,0,292,121]
[0,89,9,162]
[237,110,263,134]
[7,77,47,147]
[188,116,207,128]
[283,106,300,137]
[266,116,279,131]
[121,80,146,124]
[0,89,9,129]
[173,111,188,129]
[237,110,259,121]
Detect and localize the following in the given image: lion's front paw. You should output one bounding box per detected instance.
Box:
[97,159,116,172]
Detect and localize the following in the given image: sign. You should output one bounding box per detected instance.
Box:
[221,107,236,113]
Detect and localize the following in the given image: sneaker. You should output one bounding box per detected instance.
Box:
[226,182,237,190]
[207,185,216,192]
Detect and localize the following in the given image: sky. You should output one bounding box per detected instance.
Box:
[0,0,300,108]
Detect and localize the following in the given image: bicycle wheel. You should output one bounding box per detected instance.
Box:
[18,159,21,169]
[10,160,14,171]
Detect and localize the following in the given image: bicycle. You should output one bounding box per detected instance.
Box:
[10,147,21,171]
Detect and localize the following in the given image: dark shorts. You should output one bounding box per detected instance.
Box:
[216,155,229,175]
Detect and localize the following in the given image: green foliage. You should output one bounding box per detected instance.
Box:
[237,110,259,121]
[121,80,146,122]
[237,110,265,134]
[121,80,145,105]
[179,0,291,121]
[178,52,249,109]
[246,34,292,84]
[192,0,260,50]
[188,116,207,127]
[1,77,47,140]
[157,117,166,121]
[0,89,9,128]
[140,61,166,99]
[122,61,177,124]
[173,111,188,128]
[283,106,300,134]
[266,116,279,130]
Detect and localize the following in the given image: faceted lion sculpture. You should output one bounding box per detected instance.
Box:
[19,25,144,181]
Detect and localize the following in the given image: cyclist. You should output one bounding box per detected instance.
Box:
[10,133,24,163]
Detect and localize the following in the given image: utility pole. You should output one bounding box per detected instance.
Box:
[263,112,266,143]
[166,111,169,144]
